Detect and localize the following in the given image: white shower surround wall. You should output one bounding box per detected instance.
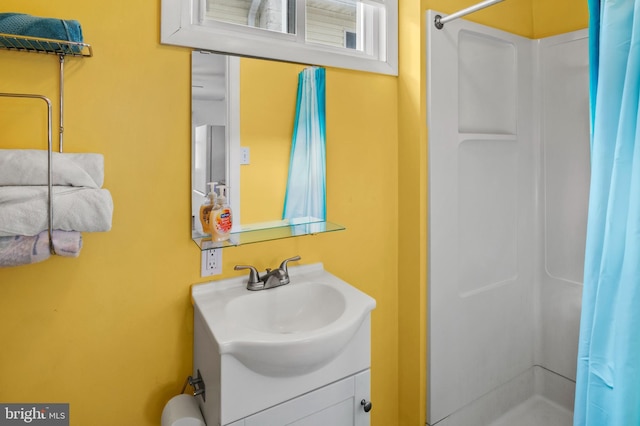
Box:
[427,10,589,426]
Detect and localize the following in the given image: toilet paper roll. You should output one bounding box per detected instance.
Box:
[161,394,206,426]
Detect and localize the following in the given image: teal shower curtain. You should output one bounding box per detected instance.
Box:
[575,1,640,424]
[283,66,326,221]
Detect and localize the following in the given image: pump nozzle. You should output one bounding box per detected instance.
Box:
[207,182,218,196]
[217,185,227,203]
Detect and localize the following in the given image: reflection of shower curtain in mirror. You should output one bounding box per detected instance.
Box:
[283,67,326,221]
[575,0,640,424]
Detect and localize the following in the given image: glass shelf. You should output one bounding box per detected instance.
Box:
[193,219,345,250]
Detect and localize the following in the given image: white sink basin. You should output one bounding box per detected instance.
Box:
[192,263,376,377]
[226,282,346,334]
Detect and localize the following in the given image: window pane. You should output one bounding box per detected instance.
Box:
[205,0,295,34]
[306,0,383,54]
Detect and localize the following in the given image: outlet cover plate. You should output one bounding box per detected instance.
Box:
[201,249,222,277]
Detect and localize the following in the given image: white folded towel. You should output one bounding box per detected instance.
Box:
[0,230,82,267]
[0,149,104,188]
[0,186,113,237]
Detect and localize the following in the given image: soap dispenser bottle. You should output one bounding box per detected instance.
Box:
[199,182,217,234]
[210,184,232,241]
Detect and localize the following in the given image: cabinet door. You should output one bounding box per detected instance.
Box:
[242,370,371,426]
[354,370,372,426]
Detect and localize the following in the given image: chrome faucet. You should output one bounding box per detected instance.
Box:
[234,255,301,291]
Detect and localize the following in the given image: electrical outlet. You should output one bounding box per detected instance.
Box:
[201,249,222,277]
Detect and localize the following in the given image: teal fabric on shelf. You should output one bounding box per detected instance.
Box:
[575,1,640,424]
[282,67,326,222]
[0,13,83,53]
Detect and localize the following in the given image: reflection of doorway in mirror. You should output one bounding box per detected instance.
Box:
[192,125,227,233]
[193,124,227,234]
[192,50,231,234]
[193,125,226,195]
[191,51,241,238]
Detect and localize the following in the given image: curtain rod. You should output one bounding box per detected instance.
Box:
[434,0,505,30]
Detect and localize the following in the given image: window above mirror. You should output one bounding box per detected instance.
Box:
[161,0,398,75]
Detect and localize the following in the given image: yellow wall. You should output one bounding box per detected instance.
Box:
[239,58,300,224]
[397,0,588,424]
[532,0,589,38]
[0,2,398,426]
[0,0,589,425]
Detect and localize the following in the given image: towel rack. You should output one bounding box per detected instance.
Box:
[0,93,54,252]
[0,34,92,254]
[0,33,93,151]
[0,33,92,57]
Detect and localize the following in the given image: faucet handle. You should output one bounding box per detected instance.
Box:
[234,265,260,284]
[279,255,301,273]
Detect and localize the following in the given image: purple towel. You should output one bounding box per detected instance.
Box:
[0,230,82,267]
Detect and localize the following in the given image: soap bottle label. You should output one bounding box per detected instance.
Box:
[217,210,232,233]
[214,209,232,233]
[211,208,232,241]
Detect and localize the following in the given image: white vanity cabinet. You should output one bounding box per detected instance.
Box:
[191,263,376,426]
[228,370,371,426]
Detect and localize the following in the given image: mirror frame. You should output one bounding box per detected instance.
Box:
[191,53,241,242]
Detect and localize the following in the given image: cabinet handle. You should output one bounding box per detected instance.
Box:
[360,399,372,413]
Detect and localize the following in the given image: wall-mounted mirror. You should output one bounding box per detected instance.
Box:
[191,51,344,249]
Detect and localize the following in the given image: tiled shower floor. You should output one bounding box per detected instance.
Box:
[489,395,573,426]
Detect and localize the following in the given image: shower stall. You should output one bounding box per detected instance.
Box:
[427,10,589,426]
